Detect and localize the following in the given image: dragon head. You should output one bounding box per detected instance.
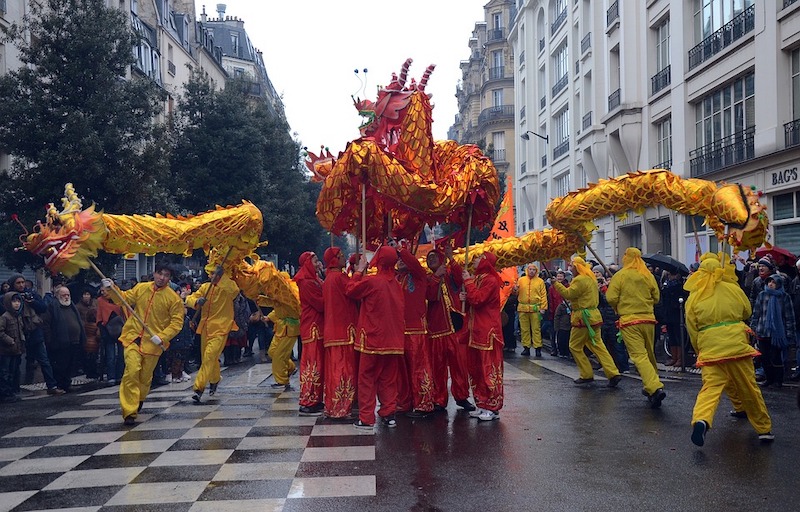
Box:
[711,183,769,252]
[21,183,107,276]
[304,146,336,182]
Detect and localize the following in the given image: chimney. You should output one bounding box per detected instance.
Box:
[216,3,226,20]
[200,5,207,22]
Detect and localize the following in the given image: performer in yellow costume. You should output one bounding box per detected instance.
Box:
[606,248,665,408]
[101,263,184,425]
[186,265,240,403]
[267,306,299,390]
[684,253,774,446]
[553,257,621,387]
[515,264,547,357]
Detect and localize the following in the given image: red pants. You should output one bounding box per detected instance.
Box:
[431,332,470,406]
[299,340,324,407]
[396,333,434,412]
[323,344,357,418]
[468,341,504,412]
[357,353,401,425]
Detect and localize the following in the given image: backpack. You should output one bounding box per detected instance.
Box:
[104,312,125,341]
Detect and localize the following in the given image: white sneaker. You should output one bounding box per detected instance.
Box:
[164,375,173,383]
[478,409,499,421]
[469,408,485,418]
[181,371,191,382]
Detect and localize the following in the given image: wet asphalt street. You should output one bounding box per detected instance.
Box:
[1,352,799,512]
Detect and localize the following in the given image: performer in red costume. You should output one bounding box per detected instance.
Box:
[461,251,503,421]
[395,244,435,417]
[295,252,324,416]
[426,247,475,412]
[346,247,405,429]
[321,247,359,419]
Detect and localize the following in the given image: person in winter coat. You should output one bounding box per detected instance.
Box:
[750,273,796,388]
[685,253,773,447]
[44,286,86,393]
[553,299,572,359]
[0,293,26,402]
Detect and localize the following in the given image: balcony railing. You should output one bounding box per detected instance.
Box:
[528,219,536,231]
[651,65,671,95]
[488,149,507,162]
[582,111,592,130]
[519,50,525,64]
[477,105,515,124]
[575,60,580,75]
[0,0,6,14]
[608,88,621,111]
[581,32,591,54]
[785,0,799,8]
[488,28,506,42]
[653,159,672,170]
[785,119,800,148]
[541,155,547,167]
[689,127,755,177]
[552,74,568,97]
[540,96,546,109]
[688,5,755,70]
[553,140,570,160]
[520,105,526,119]
[551,9,567,35]
[539,38,545,52]
[607,1,619,26]
[488,66,506,80]
[167,60,176,76]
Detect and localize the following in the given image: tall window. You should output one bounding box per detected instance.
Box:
[554,172,571,198]
[554,0,567,17]
[492,89,503,107]
[772,191,800,254]
[694,0,754,41]
[657,117,672,166]
[493,12,502,30]
[231,34,240,54]
[492,50,503,69]
[695,73,754,148]
[793,49,800,120]
[554,108,570,145]
[656,20,670,71]
[553,42,568,82]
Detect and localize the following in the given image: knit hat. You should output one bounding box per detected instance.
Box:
[592,265,604,275]
[758,257,774,270]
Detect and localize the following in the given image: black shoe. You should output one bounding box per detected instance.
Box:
[353,419,373,430]
[758,380,773,388]
[729,410,748,419]
[270,382,286,389]
[191,390,203,404]
[789,371,800,382]
[284,384,295,392]
[137,401,144,412]
[550,350,559,357]
[299,404,323,416]
[382,415,397,428]
[520,348,531,356]
[573,377,594,385]
[433,404,447,413]
[455,399,476,412]
[152,378,168,386]
[405,409,430,419]
[691,420,708,447]
[534,348,542,358]
[648,389,666,409]
[607,375,622,388]
[123,415,136,426]
[242,350,254,358]
[758,432,775,443]
[209,382,219,396]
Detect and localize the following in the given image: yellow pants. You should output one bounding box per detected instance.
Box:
[569,326,620,380]
[193,334,226,393]
[269,334,297,385]
[620,324,663,395]
[119,344,160,419]
[692,358,771,434]
[519,311,542,349]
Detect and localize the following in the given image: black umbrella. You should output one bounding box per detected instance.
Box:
[642,253,690,276]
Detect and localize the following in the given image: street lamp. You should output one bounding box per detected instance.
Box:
[520,130,549,143]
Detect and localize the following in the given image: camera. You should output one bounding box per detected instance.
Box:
[21,292,34,301]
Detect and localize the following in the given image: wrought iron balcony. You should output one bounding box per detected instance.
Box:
[541,155,547,167]
[521,162,527,175]
[653,159,672,170]
[785,0,799,8]
[540,96,546,109]
[581,32,591,54]
[582,111,592,130]
[520,105,526,119]
[488,149,507,162]
[608,88,621,111]
[489,66,506,80]
[478,105,515,124]
[785,119,800,148]
[0,0,6,14]
[551,9,567,35]
[575,60,580,75]
[539,38,545,52]
[607,1,619,26]
[552,74,568,98]
[487,28,506,43]
[689,127,755,177]
[167,60,177,76]
[651,65,671,95]
[519,50,525,64]
[688,5,754,70]
[553,139,570,159]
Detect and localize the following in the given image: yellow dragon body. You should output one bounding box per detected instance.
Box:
[21,184,300,316]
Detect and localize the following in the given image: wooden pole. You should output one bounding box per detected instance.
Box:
[575,231,610,276]
[462,204,474,313]
[88,260,155,338]
[361,183,367,255]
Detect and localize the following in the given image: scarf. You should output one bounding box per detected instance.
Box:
[764,286,789,349]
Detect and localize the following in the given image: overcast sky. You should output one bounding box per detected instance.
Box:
[194,0,487,151]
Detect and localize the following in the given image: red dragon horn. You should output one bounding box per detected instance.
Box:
[419,64,436,91]
[398,58,413,88]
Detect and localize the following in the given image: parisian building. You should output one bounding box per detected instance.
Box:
[500,0,800,266]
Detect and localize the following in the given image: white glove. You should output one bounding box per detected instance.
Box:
[101,278,113,289]
[150,335,163,346]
